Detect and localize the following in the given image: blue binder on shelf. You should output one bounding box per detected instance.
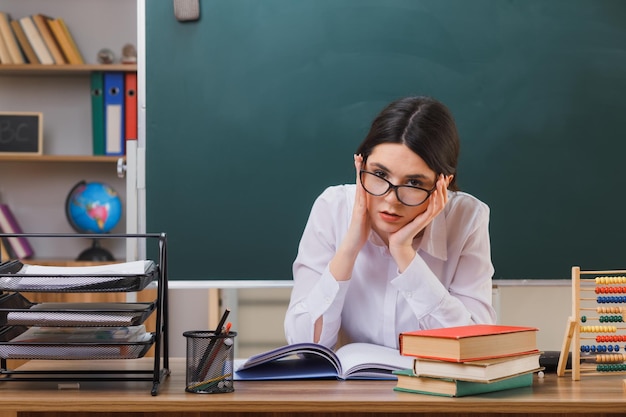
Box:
[103,72,125,156]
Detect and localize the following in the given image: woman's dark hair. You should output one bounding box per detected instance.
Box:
[356,96,460,191]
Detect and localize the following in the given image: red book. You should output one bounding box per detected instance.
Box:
[0,204,34,259]
[399,324,538,362]
[124,72,138,141]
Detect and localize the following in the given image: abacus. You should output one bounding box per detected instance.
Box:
[558,266,626,380]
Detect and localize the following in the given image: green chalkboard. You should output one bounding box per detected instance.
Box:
[146,0,626,280]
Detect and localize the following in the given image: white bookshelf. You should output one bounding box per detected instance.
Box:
[0,0,137,262]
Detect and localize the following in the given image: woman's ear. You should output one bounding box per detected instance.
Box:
[446,175,454,188]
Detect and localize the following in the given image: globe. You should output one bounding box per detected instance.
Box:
[65,181,122,261]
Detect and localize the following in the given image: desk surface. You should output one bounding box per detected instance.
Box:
[0,358,625,416]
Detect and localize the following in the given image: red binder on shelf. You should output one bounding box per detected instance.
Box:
[103,72,125,156]
[124,72,138,141]
[0,204,34,259]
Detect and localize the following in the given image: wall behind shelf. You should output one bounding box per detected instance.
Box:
[0,0,137,260]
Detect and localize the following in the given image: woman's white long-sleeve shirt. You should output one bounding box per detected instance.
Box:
[284,184,496,350]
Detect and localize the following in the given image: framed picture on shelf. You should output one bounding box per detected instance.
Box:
[0,112,43,155]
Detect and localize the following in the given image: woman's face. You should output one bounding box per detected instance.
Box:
[362,143,437,238]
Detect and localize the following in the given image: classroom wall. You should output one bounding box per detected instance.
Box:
[167,283,572,359]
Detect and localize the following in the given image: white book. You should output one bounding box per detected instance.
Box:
[234,342,414,380]
[412,352,543,383]
[19,16,53,65]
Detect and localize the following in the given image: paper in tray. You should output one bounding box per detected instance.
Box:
[0,260,157,292]
[0,325,155,360]
[0,293,156,327]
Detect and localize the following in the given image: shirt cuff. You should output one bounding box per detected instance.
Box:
[391,254,447,318]
[304,265,350,321]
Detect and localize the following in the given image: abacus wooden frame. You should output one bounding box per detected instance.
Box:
[558,266,626,380]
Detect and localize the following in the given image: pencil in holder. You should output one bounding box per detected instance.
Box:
[183,330,236,393]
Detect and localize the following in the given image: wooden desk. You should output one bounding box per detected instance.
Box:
[0,358,625,417]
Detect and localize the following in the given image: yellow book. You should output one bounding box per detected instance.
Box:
[19,16,53,64]
[0,15,12,63]
[47,17,83,65]
[56,17,84,64]
[0,12,24,64]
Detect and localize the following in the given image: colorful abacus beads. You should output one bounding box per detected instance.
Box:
[595,276,626,284]
[580,344,621,353]
[595,286,626,294]
[597,364,626,372]
[599,315,624,323]
[595,354,626,372]
[595,353,626,363]
[597,335,626,343]
[596,306,625,314]
[596,296,626,303]
[580,325,617,333]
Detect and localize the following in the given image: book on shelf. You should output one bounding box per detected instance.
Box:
[0,204,34,260]
[9,19,38,64]
[56,17,84,64]
[399,324,538,362]
[0,12,24,64]
[19,16,53,65]
[31,14,66,64]
[234,342,414,381]
[412,351,542,382]
[47,17,84,65]
[393,368,534,397]
[0,13,12,64]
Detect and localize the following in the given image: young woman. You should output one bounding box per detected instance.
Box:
[284,96,496,349]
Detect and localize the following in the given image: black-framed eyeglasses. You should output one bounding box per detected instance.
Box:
[359,170,436,206]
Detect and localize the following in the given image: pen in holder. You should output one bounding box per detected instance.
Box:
[183,329,237,393]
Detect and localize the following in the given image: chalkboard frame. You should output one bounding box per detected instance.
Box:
[0,112,43,155]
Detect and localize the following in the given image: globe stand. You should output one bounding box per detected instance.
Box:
[77,239,115,262]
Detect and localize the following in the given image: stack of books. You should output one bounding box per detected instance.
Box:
[0,11,84,65]
[395,324,541,397]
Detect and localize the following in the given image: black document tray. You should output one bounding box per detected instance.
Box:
[0,261,157,293]
[0,325,155,360]
[0,293,156,327]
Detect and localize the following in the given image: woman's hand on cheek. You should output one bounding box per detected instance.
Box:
[331,155,372,282]
[388,174,452,271]
[344,154,371,252]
